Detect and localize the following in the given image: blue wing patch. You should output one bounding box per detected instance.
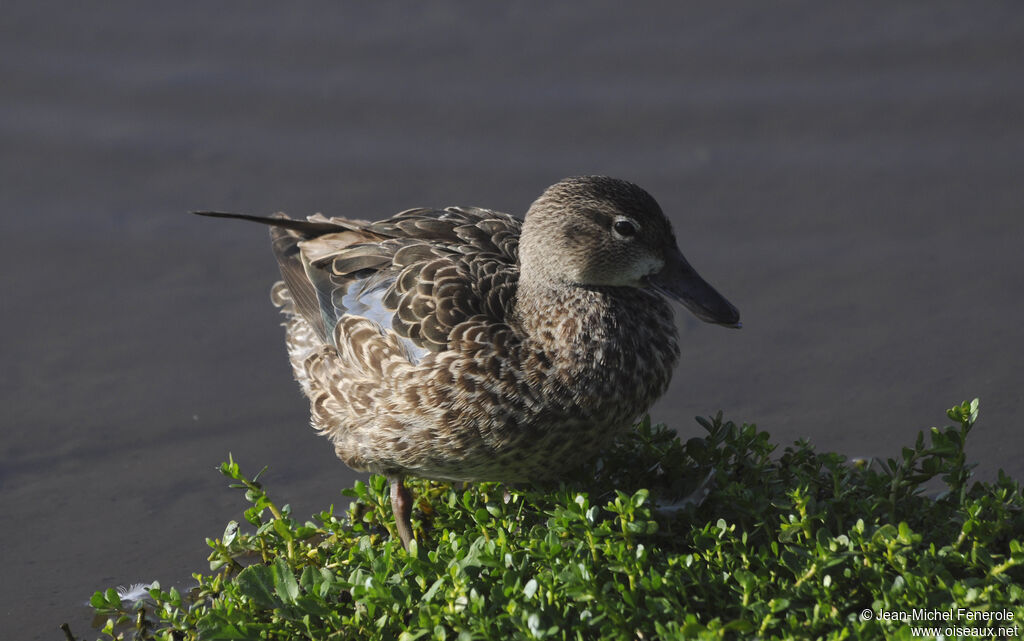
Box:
[339,277,429,365]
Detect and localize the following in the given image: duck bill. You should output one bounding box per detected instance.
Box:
[646,249,741,328]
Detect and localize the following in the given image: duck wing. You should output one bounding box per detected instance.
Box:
[196,207,521,361]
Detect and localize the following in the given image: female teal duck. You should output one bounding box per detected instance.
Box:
[198,176,740,548]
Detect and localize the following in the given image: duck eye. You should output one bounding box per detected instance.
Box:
[613,219,637,238]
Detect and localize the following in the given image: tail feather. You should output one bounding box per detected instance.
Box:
[192,211,348,237]
[195,210,340,341]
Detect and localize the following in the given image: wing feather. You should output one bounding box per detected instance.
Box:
[258,206,521,361]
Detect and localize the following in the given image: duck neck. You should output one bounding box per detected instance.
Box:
[514,273,676,358]
[514,275,607,344]
[513,273,681,422]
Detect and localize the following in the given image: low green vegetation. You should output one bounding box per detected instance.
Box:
[81,400,1024,640]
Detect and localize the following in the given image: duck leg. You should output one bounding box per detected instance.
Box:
[388,475,414,549]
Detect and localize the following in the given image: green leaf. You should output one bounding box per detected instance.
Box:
[273,557,300,604]
[273,517,294,541]
[196,613,250,640]
[235,564,282,609]
[88,591,108,609]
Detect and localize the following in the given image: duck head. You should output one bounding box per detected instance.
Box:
[519,176,741,328]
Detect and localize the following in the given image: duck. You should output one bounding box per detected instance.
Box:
[196,176,740,548]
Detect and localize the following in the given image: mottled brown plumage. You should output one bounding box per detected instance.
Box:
[197,176,740,548]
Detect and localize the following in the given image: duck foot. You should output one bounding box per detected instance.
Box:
[654,468,717,515]
[388,475,414,549]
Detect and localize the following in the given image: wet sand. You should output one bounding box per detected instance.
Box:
[2,2,1023,638]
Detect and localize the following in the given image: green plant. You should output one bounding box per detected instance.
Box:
[79,400,1024,640]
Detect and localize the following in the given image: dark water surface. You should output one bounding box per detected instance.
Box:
[3,2,1023,638]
